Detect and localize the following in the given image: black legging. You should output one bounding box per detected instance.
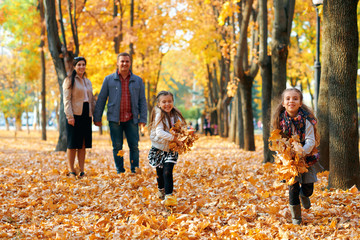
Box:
[156,162,175,195]
[289,182,314,205]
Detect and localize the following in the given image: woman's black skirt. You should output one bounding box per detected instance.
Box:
[66,102,92,149]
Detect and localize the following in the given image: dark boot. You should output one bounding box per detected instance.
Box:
[289,204,302,225]
[300,193,311,209]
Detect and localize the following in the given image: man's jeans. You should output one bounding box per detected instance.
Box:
[109,120,139,173]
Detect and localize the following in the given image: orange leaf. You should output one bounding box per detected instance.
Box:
[117,150,124,157]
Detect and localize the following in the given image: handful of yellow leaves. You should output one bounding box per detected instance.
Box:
[268,129,309,185]
[169,120,199,154]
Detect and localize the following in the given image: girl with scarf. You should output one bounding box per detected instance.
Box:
[271,88,323,225]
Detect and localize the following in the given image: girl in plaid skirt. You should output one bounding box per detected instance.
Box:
[148,91,185,206]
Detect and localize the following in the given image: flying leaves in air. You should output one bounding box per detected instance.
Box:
[268,129,309,185]
[117,150,124,157]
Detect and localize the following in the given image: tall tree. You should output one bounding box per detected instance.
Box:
[44,0,82,151]
[113,0,124,54]
[270,0,295,111]
[0,0,40,132]
[129,0,134,61]
[44,0,67,151]
[234,0,259,151]
[259,0,272,162]
[38,0,46,141]
[321,0,359,189]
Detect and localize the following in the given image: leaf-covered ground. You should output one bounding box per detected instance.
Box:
[0,130,359,239]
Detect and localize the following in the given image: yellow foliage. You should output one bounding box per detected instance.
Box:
[269,129,309,185]
[169,120,199,154]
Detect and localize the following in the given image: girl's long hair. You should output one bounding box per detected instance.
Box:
[149,91,186,131]
[271,88,320,147]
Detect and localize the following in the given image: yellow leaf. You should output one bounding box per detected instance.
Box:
[349,185,358,193]
[269,129,282,141]
[167,215,177,225]
[329,218,337,228]
[117,150,124,157]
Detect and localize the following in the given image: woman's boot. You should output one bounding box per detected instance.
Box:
[289,204,302,225]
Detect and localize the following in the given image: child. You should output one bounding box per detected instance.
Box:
[148,91,186,206]
[271,88,323,225]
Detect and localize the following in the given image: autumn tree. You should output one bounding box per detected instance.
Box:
[44,0,84,151]
[270,0,295,111]
[233,0,259,151]
[135,1,184,115]
[320,0,360,189]
[259,0,272,162]
[183,0,233,138]
[0,0,40,131]
[38,0,46,140]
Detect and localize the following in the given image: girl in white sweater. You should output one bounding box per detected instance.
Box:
[148,91,185,206]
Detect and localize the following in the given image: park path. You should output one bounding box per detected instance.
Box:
[0,130,358,239]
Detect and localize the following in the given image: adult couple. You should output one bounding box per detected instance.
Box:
[63,53,147,178]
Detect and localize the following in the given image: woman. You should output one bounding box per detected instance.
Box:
[63,56,95,179]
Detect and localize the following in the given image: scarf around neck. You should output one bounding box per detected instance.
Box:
[280,107,317,143]
[279,107,319,166]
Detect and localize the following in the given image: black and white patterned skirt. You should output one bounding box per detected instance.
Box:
[148,147,178,168]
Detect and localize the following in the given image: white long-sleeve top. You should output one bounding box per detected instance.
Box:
[300,119,316,155]
[150,107,176,152]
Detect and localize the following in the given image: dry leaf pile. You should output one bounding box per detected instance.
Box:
[0,131,360,239]
[268,129,309,185]
[169,120,199,154]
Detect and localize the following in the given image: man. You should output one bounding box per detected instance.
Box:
[94,52,147,173]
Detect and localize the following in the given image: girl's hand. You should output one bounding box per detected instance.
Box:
[68,118,75,126]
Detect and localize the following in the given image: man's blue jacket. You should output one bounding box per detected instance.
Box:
[93,71,147,124]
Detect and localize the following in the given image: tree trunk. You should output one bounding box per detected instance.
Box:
[270,0,295,112]
[318,65,329,171]
[39,0,46,141]
[34,94,39,130]
[222,98,229,138]
[129,0,134,61]
[26,111,30,134]
[237,87,244,148]
[239,77,255,151]
[5,118,9,131]
[229,99,236,142]
[15,114,22,132]
[261,56,272,162]
[113,0,120,54]
[216,101,224,137]
[324,0,360,189]
[258,0,272,162]
[44,0,67,151]
[217,58,226,137]
[233,0,254,149]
